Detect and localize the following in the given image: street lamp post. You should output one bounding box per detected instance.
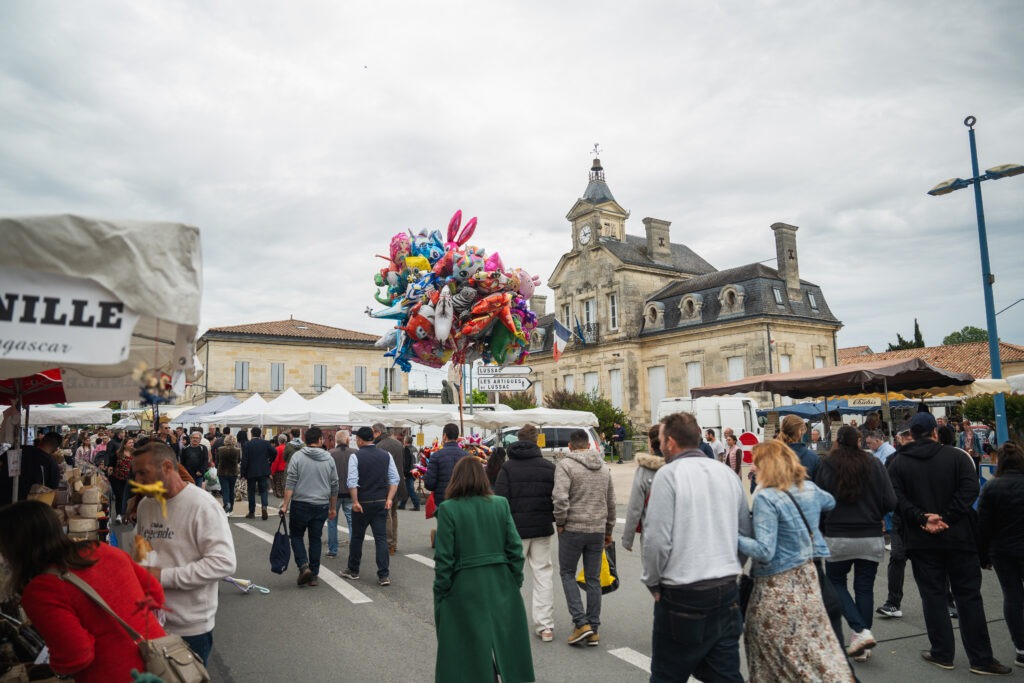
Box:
[928,115,1024,445]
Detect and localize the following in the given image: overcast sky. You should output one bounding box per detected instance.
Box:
[2,1,1023,360]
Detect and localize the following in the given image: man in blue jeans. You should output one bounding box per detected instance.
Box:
[642,412,750,682]
[341,426,399,586]
[280,427,338,587]
[327,429,354,557]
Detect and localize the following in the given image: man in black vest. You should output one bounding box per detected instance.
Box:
[340,426,399,586]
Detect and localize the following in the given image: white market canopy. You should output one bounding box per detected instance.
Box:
[110,416,143,430]
[3,401,112,426]
[258,388,314,426]
[0,215,204,401]
[201,393,268,426]
[1006,374,1024,394]
[305,384,379,425]
[464,407,599,430]
[350,405,464,428]
[170,395,241,425]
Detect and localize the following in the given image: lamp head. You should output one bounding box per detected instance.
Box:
[985,163,1024,180]
[928,178,970,196]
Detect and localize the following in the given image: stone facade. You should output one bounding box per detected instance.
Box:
[527,159,843,426]
[183,319,405,405]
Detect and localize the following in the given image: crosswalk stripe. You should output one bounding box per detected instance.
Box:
[233,522,373,604]
[608,647,651,673]
[406,553,435,568]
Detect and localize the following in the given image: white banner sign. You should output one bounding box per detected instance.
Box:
[477,376,533,391]
[0,267,140,365]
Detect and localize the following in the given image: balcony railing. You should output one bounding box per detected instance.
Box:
[581,322,599,344]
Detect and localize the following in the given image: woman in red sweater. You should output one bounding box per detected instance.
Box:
[0,501,166,683]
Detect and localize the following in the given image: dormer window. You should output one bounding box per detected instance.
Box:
[772,287,784,306]
[678,294,703,323]
[717,285,745,318]
[644,302,666,331]
[808,291,819,310]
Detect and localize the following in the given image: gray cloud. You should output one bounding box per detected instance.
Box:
[2,0,1023,361]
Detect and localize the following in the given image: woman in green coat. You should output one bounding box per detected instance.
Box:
[434,456,535,683]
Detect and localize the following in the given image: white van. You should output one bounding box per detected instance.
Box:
[485,426,603,459]
[655,396,762,441]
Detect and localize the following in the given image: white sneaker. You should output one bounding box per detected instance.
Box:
[538,629,553,642]
[846,629,877,656]
[854,648,872,663]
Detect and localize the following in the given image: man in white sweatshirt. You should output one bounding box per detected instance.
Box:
[642,411,751,683]
[132,440,237,666]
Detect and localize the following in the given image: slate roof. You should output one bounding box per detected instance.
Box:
[601,234,717,275]
[838,341,1024,378]
[203,319,377,344]
[641,262,840,336]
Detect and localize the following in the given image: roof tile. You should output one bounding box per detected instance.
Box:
[205,319,378,343]
[838,341,1024,377]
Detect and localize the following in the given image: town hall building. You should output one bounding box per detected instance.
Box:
[526,158,843,425]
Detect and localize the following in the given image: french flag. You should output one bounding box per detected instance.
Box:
[552,320,571,362]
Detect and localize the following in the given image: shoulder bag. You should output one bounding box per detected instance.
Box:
[46,570,210,683]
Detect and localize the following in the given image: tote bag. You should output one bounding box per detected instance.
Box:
[270,515,291,574]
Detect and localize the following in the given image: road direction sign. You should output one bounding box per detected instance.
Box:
[477,376,534,391]
[476,366,532,376]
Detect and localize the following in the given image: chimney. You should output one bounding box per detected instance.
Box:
[530,293,547,316]
[643,217,672,265]
[771,222,801,301]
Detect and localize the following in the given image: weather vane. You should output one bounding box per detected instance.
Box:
[591,143,602,158]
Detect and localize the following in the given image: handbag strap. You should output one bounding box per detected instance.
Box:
[45,569,145,644]
[781,489,814,542]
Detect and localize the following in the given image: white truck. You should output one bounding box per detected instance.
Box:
[655,396,763,441]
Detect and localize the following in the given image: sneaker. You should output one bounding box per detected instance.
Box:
[538,629,553,643]
[245,512,255,519]
[1015,653,1024,668]
[970,660,1012,675]
[340,569,359,580]
[587,632,600,647]
[949,605,959,619]
[876,602,903,618]
[921,651,955,670]
[854,649,872,663]
[308,576,319,587]
[846,629,877,657]
[326,552,337,558]
[568,624,594,645]
[378,576,391,586]
[297,567,313,586]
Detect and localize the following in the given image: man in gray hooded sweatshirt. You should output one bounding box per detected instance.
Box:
[553,429,616,647]
[280,426,339,587]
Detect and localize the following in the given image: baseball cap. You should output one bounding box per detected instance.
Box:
[909,412,937,436]
[354,426,375,442]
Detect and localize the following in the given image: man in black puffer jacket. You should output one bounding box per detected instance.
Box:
[493,424,557,643]
[888,412,1010,675]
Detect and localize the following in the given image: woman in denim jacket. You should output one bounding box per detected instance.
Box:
[738,440,852,682]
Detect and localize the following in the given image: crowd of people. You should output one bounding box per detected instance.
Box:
[0,407,1020,682]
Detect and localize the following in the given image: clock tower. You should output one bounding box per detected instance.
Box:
[567,157,629,250]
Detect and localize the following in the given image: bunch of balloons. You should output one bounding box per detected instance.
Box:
[368,210,541,371]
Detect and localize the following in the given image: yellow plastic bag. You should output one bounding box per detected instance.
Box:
[575,542,619,594]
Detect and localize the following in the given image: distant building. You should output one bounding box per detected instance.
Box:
[526,158,843,425]
[838,341,1024,378]
[184,318,406,405]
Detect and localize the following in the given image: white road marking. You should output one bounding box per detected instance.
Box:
[608,647,651,673]
[406,553,435,568]
[233,522,373,604]
[616,517,626,525]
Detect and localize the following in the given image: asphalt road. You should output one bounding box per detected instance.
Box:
[205,483,1020,682]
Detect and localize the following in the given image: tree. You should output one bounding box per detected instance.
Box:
[943,325,990,346]
[499,391,536,410]
[544,389,634,443]
[380,384,390,406]
[888,318,926,351]
[469,389,489,405]
[963,394,1024,443]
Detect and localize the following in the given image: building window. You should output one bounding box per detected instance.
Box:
[814,355,826,369]
[270,362,284,392]
[808,291,819,310]
[379,367,399,393]
[686,361,703,392]
[313,364,328,392]
[584,371,598,395]
[354,366,367,393]
[779,354,792,374]
[561,304,571,328]
[727,356,745,381]
[534,378,543,405]
[608,294,619,330]
[563,375,575,392]
[583,299,595,325]
[234,361,250,391]
[772,287,784,305]
[609,369,623,409]
[648,366,667,423]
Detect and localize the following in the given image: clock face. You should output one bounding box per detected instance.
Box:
[579,225,592,245]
